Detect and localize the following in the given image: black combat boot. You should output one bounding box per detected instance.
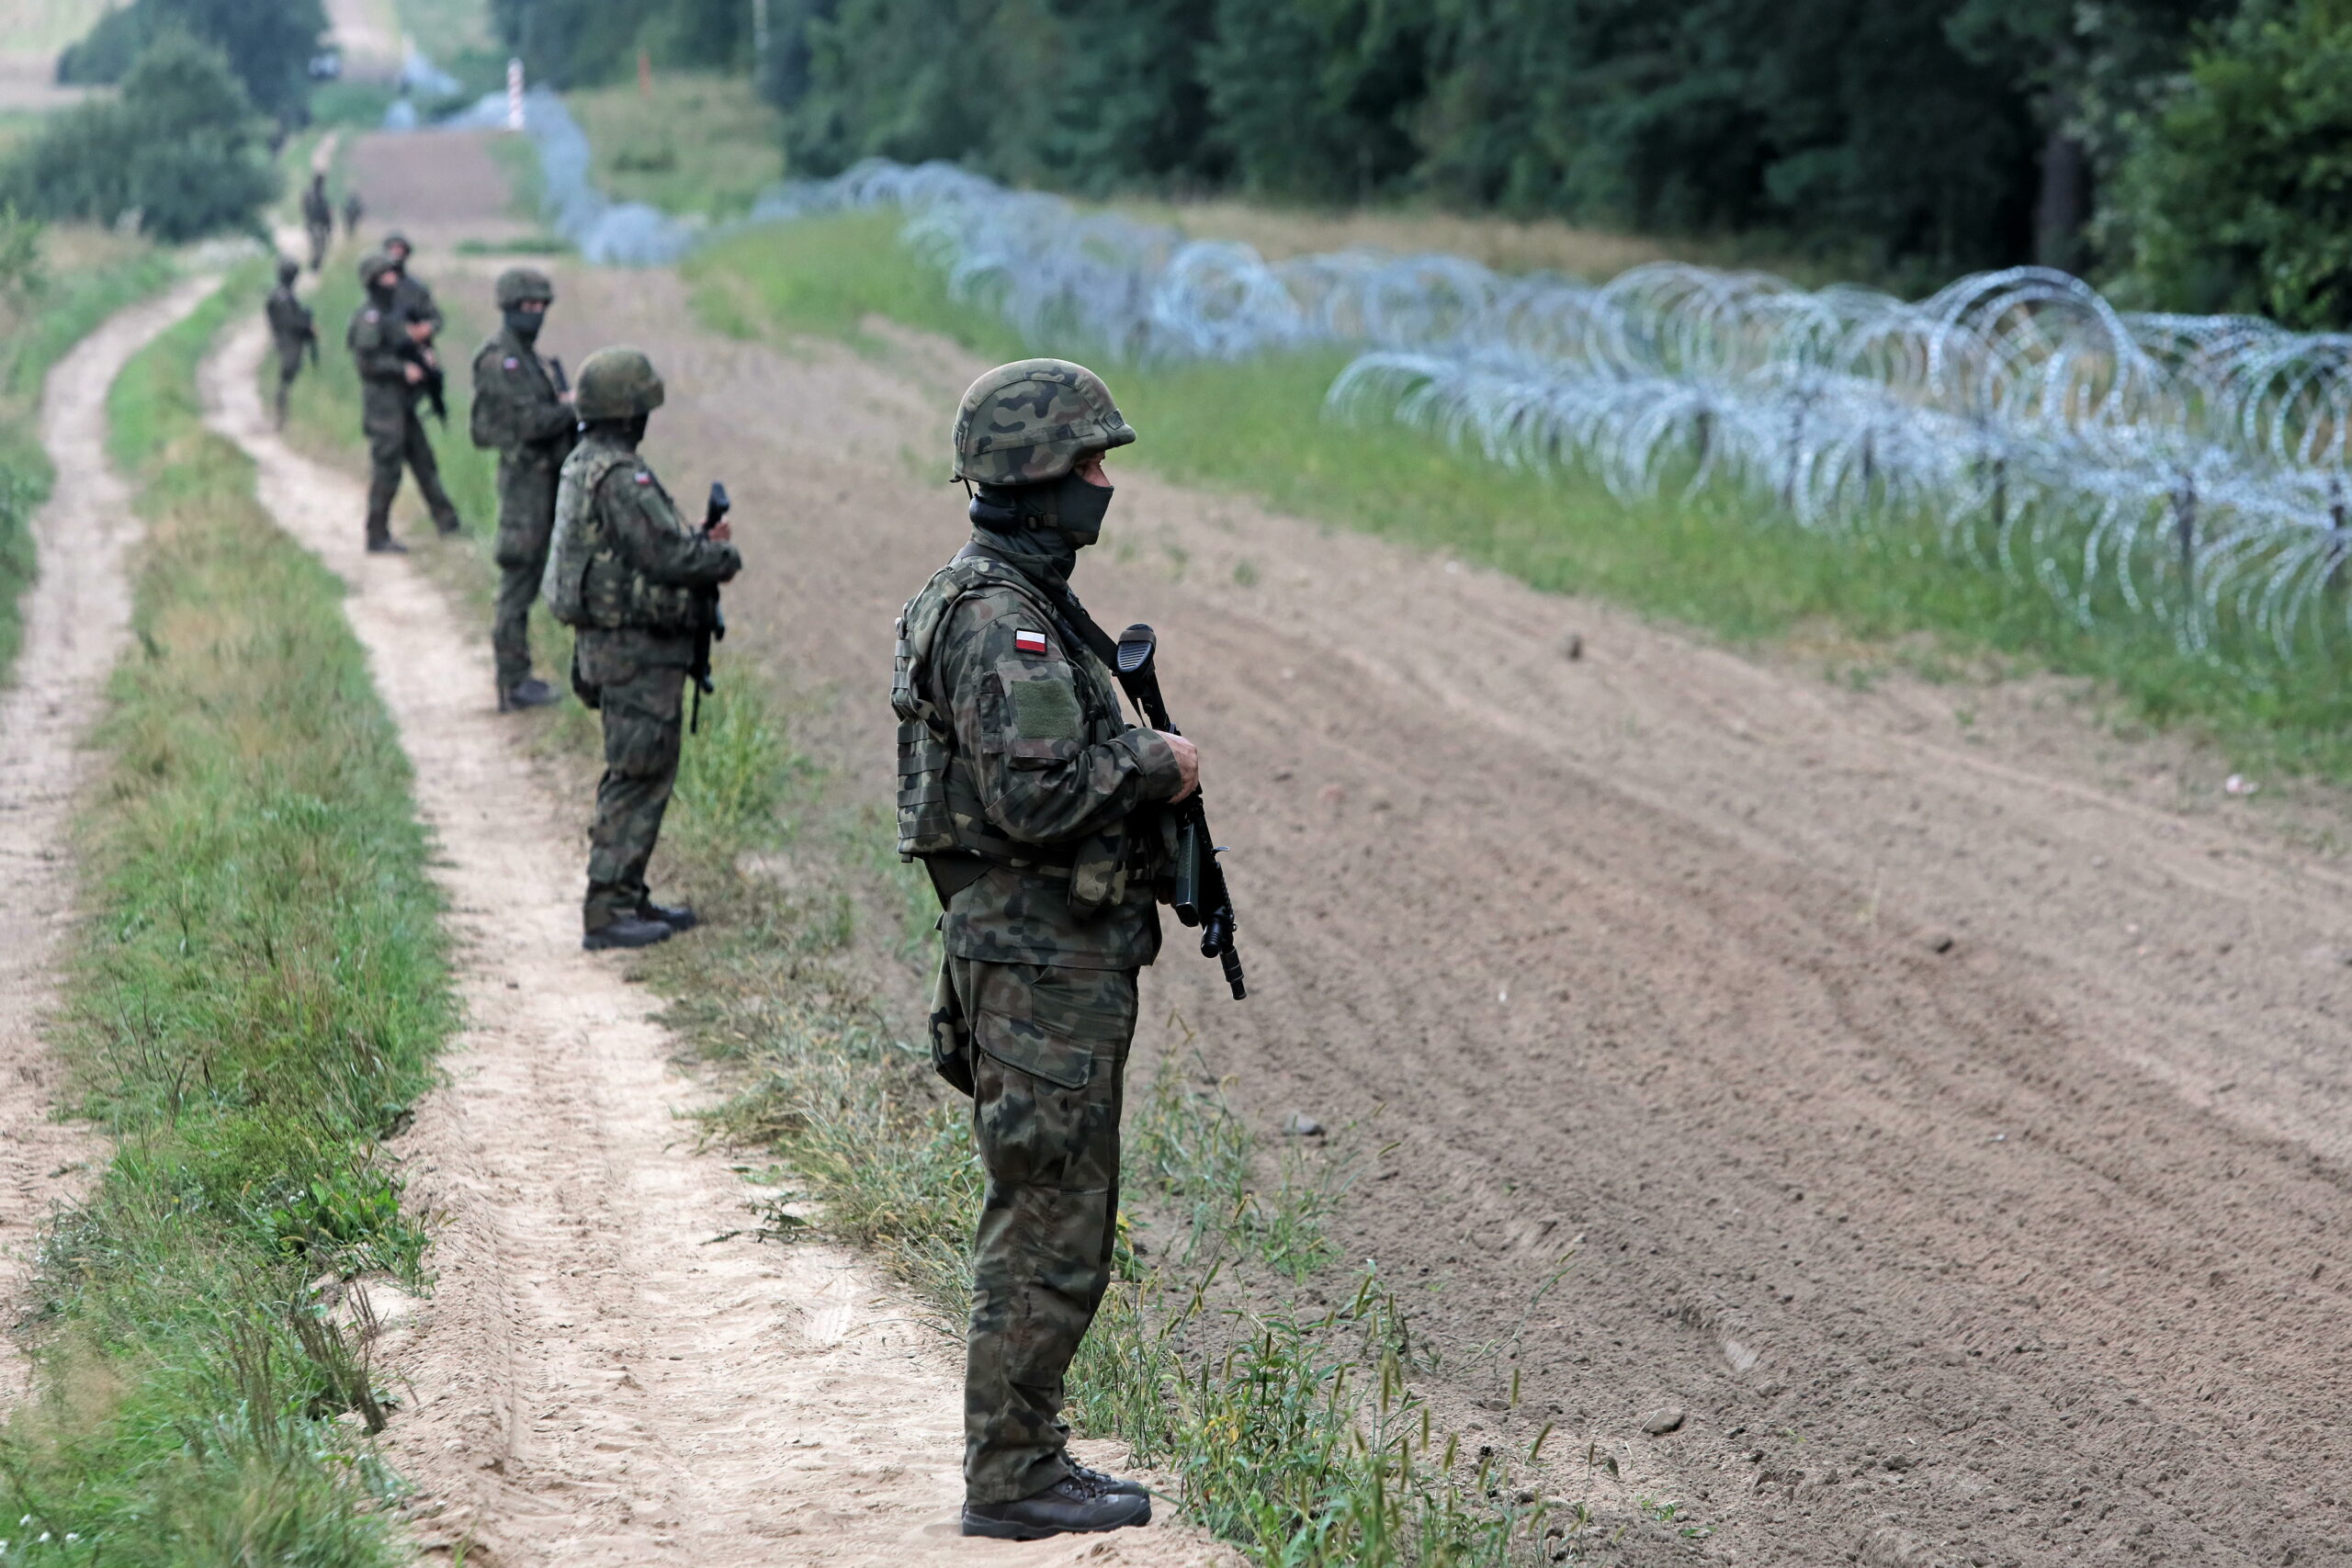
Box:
[1067,1462,1149,1498]
[961,1472,1151,1540]
[582,917,673,952]
[500,677,558,712]
[367,536,407,554]
[637,897,697,932]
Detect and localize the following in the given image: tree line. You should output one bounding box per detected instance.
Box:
[504,0,2352,326]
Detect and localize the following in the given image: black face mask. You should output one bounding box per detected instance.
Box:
[367,277,397,305]
[1042,467,1114,546]
[505,308,545,342]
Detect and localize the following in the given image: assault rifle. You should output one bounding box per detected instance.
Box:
[393,311,446,423]
[689,480,729,734]
[1114,623,1244,999]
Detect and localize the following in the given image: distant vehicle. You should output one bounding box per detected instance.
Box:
[309,51,342,81]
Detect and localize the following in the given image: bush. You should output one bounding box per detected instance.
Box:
[2,33,277,243]
[2114,0,2352,324]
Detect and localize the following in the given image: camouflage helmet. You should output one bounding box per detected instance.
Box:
[357,251,396,289]
[380,230,412,258]
[573,345,666,422]
[276,255,300,283]
[952,358,1136,485]
[494,266,555,309]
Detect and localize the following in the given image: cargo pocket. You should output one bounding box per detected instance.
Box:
[968,964,1108,1091]
[929,954,975,1097]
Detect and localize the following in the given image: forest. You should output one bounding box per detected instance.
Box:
[495,0,2352,323]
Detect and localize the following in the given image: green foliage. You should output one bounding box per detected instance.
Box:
[492,0,751,87]
[2,270,447,1566]
[56,0,328,123]
[2113,0,2352,324]
[1,33,278,242]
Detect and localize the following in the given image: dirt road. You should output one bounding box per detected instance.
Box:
[0,276,218,1389]
[201,313,1219,1568]
[530,275,2352,1566]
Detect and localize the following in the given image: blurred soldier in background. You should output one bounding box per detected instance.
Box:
[540,347,740,951]
[346,252,460,552]
[379,231,441,337]
[341,186,365,238]
[470,267,574,711]
[892,359,1197,1540]
[300,174,333,272]
[264,256,316,430]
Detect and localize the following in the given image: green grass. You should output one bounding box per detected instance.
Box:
[0,268,453,1564]
[0,230,174,684]
[686,209,2352,784]
[567,73,784,219]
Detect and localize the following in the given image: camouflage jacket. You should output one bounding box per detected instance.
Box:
[547,430,738,636]
[391,273,441,334]
[896,533,1182,969]
[345,299,410,385]
[265,285,313,346]
[469,326,573,457]
[301,185,331,228]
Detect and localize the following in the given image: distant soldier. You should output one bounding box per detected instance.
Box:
[301,174,333,272]
[263,256,317,430]
[469,267,574,711]
[540,348,741,950]
[893,360,1195,1540]
[341,186,365,238]
[346,251,461,552]
[379,231,442,338]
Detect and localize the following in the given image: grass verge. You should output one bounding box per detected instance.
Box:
[0,227,174,682]
[566,73,784,219]
[0,268,452,1563]
[684,209,2352,784]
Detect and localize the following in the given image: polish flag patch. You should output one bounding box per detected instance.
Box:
[1014,629,1048,656]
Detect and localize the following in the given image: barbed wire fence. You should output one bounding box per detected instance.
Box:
[459,90,2352,673]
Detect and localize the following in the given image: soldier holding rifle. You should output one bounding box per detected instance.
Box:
[469,266,574,711]
[346,252,461,552]
[892,358,1227,1541]
[263,256,316,430]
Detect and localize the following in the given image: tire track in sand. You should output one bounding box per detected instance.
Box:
[0,276,220,1393]
[199,315,1223,1565]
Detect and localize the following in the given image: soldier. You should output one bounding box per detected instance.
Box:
[541,347,740,951]
[301,174,333,272]
[379,231,442,338]
[469,267,574,711]
[263,257,317,431]
[346,251,461,552]
[891,360,1199,1540]
[341,187,365,238]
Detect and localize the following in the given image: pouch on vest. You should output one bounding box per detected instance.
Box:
[1066,827,1125,917]
[928,954,974,1097]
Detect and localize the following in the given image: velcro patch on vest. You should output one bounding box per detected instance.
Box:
[1014,629,1048,656]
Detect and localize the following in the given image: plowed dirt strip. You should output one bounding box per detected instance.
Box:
[0,276,220,1393]
[198,314,1219,1566]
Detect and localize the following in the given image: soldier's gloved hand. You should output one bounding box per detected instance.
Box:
[707,518,733,543]
[1162,733,1199,801]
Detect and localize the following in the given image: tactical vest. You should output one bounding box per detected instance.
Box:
[893,552,1139,904]
[541,441,706,633]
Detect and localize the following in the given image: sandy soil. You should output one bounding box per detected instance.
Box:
[200,313,1225,1567]
[0,276,219,1387]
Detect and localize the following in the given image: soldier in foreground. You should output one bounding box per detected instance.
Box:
[341,187,365,238]
[541,348,740,951]
[469,267,574,710]
[263,257,316,430]
[300,174,333,271]
[347,252,460,552]
[892,360,1198,1540]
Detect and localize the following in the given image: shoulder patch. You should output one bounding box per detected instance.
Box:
[1013,628,1049,656]
[363,309,379,321]
[634,468,652,484]
[503,355,520,370]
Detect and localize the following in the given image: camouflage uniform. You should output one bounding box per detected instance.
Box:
[301,177,333,271]
[264,264,315,429]
[341,188,364,238]
[895,360,1181,1508]
[470,269,574,696]
[347,254,459,547]
[547,348,739,934]
[380,233,442,335]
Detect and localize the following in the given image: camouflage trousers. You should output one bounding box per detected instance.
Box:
[578,635,685,931]
[363,402,458,544]
[272,342,306,428]
[941,954,1138,1505]
[492,452,559,694]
